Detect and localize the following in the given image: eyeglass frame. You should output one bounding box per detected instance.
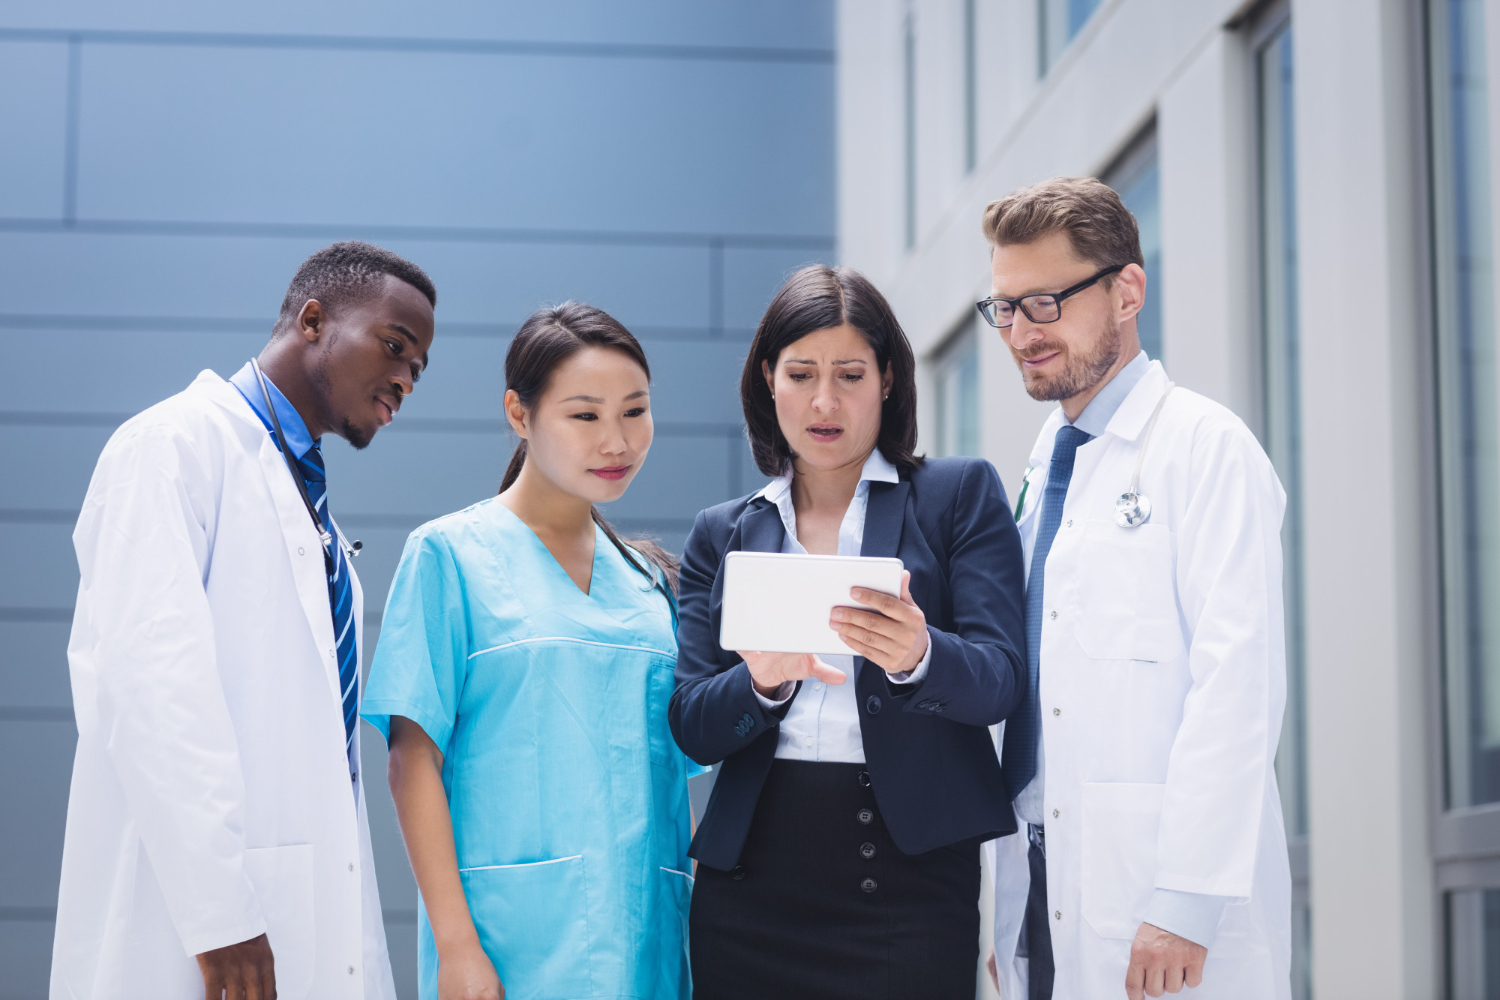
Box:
[974,263,1126,328]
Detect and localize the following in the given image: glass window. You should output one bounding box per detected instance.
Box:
[904,11,917,249]
[933,323,981,458]
[1039,0,1102,76]
[1447,890,1500,998]
[1104,130,1164,364]
[1430,0,1500,810]
[1257,18,1306,842]
[964,0,977,174]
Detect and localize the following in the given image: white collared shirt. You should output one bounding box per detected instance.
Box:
[751,449,931,763]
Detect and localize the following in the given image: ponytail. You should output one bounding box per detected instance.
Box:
[497,303,680,598]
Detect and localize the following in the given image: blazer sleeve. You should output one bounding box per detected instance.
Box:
[669,507,794,766]
[890,459,1027,727]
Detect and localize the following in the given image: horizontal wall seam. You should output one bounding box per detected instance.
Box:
[0,412,748,437]
[0,218,835,251]
[0,707,73,722]
[0,906,56,921]
[0,27,835,64]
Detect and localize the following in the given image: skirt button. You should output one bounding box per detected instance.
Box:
[731,865,748,881]
[861,877,878,893]
[860,842,876,860]
[857,808,874,825]
[857,770,871,787]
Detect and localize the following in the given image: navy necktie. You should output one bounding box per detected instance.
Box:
[296,444,359,757]
[1002,424,1092,798]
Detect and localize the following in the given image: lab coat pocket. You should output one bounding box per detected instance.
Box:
[657,867,693,1000]
[242,844,316,999]
[1080,782,1165,941]
[1074,522,1182,663]
[460,854,592,999]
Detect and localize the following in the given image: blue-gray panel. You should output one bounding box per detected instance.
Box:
[1,524,75,610]
[0,918,53,1000]
[0,623,72,708]
[0,720,74,907]
[322,431,510,519]
[76,46,834,237]
[0,41,69,220]
[0,328,267,416]
[0,233,716,331]
[0,426,113,509]
[0,1,834,51]
[595,432,738,520]
[722,246,838,332]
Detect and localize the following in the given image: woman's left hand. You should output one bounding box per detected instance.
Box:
[831,571,929,675]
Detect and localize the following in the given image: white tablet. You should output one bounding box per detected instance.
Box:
[718,551,906,657]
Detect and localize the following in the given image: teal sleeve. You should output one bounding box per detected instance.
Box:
[360,527,468,754]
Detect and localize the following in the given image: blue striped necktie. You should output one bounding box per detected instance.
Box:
[1001,424,1093,798]
[296,443,359,756]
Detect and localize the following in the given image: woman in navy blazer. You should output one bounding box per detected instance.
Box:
[670,265,1027,999]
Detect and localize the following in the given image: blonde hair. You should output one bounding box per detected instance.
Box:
[981,176,1143,278]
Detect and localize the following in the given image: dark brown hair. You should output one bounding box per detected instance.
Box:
[981,176,1143,283]
[740,265,921,478]
[499,302,679,596]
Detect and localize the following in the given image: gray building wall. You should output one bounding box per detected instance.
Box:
[0,4,833,996]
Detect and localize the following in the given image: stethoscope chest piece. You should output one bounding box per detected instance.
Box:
[1113,491,1152,528]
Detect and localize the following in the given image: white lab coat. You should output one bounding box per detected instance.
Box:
[51,371,396,1000]
[992,362,1292,1000]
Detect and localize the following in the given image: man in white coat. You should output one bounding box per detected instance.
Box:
[981,178,1291,1000]
[52,241,437,1000]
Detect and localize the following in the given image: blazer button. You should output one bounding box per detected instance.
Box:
[857,808,874,825]
[866,695,882,715]
[861,877,878,893]
[857,770,871,788]
[860,842,876,860]
[731,865,747,881]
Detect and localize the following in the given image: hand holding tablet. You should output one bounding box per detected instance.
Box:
[720,552,929,683]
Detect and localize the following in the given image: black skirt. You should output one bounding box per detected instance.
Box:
[690,760,981,1000]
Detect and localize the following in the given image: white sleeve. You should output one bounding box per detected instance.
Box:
[72,421,265,956]
[1154,420,1287,900]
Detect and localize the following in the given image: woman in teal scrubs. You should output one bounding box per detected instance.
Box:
[362,303,698,1000]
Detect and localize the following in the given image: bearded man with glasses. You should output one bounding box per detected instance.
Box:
[981,177,1292,1000]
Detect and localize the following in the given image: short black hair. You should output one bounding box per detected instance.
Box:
[277,241,436,328]
[741,264,921,477]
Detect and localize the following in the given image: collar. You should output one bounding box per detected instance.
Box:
[754,447,902,505]
[1027,358,1172,467]
[229,361,317,458]
[1071,350,1150,437]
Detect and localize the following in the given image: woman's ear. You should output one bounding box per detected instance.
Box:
[882,363,895,399]
[761,358,775,396]
[503,389,529,439]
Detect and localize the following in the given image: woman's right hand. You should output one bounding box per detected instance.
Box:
[737,650,847,698]
[437,939,503,1000]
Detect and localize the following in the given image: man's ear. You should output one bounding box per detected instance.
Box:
[296,299,325,343]
[1114,264,1147,324]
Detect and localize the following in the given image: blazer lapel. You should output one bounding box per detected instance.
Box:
[861,480,911,559]
[738,497,787,553]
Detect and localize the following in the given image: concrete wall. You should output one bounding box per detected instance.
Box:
[0,4,833,997]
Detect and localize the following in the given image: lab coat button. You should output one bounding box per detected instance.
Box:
[1053,707,1060,716]
[731,865,748,881]
[861,877,878,893]
[803,737,813,747]
[348,863,355,872]
[860,842,876,859]
[1066,519,1073,528]
[866,696,882,715]
[298,546,305,556]
[1052,809,1060,819]
[857,770,871,788]
[1050,610,1058,620]
[857,808,874,825]
[1054,911,1062,920]
[348,965,355,975]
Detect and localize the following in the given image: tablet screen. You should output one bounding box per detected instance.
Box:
[718,551,906,656]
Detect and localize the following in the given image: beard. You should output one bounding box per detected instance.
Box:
[1013,315,1124,402]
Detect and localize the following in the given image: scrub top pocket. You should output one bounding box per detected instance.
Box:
[460,855,593,1000]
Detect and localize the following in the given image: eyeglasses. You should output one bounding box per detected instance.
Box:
[975,264,1125,328]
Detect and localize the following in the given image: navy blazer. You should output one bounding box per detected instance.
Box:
[669,455,1028,871]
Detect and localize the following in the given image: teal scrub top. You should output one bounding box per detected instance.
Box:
[362,498,699,1000]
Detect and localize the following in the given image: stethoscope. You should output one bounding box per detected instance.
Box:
[1015,383,1175,529]
[250,358,362,565]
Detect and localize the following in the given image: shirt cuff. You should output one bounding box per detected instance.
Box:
[753,681,795,709]
[1141,888,1231,949]
[887,636,933,686]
